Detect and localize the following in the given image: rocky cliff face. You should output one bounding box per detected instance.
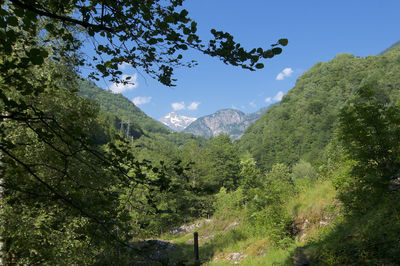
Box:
[183,108,268,140]
[159,112,197,131]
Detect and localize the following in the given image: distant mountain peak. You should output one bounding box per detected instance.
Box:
[183,107,269,140]
[159,112,197,131]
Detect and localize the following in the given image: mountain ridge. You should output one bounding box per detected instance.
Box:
[159,112,197,131]
[78,80,170,134]
[238,46,400,169]
[183,107,269,140]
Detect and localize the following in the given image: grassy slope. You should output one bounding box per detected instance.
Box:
[164,180,337,265]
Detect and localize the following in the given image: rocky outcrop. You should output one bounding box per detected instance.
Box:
[184,107,268,140]
[169,219,212,235]
[214,252,248,264]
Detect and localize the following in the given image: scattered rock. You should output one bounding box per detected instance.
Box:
[169,219,212,235]
[319,221,329,226]
[224,221,239,231]
[203,234,215,242]
[257,248,265,257]
[225,252,248,264]
[299,233,307,241]
[292,218,310,240]
[301,219,309,230]
[213,251,248,264]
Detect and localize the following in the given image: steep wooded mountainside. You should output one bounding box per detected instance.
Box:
[78,80,169,134]
[184,107,268,140]
[238,47,400,169]
[378,40,400,55]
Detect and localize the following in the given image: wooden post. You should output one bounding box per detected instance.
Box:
[194,231,200,265]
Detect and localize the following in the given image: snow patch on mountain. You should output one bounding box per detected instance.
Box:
[159,112,197,131]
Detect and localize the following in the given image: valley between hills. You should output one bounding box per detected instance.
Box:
[71,43,400,265]
[2,1,400,264]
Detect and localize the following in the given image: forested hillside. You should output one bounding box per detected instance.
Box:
[78,80,170,134]
[239,47,400,169]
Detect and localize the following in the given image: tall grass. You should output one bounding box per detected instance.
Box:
[165,180,339,265]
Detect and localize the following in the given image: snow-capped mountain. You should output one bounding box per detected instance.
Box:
[159,112,197,131]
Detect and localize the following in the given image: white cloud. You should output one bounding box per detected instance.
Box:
[109,74,138,93]
[172,101,185,111]
[265,97,272,104]
[249,101,257,108]
[118,62,130,70]
[187,102,200,110]
[276,67,293,80]
[132,96,151,106]
[273,91,284,101]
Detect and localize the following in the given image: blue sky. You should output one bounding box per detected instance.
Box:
[84,0,400,120]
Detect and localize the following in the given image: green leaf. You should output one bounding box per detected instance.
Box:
[40,50,49,59]
[13,7,25,18]
[0,19,6,28]
[148,38,158,45]
[30,56,44,65]
[96,64,106,72]
[278,38,288,46]
[263,50,274,58]
[191,21,197,33]
[180,9,189,18]
[272,47,282,55]
[28,48,45,65]
[5,29,17,43]
[6,16,18,27]
[255,63,264,69]
[44,23,55,32]
[29,48,41,56]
